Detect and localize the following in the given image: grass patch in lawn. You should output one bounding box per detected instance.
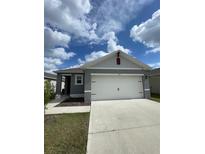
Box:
[45,113,90,154]
[150,93,160,103]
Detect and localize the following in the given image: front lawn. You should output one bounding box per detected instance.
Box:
[150,93,160,103]
[45,113,90,154]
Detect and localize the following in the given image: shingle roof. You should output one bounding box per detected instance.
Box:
[44,72,57,80]
[54,68,84,74]
[149,68,160,76]
[44,72,66,81]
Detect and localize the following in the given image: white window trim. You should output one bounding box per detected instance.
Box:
[75,74,84,85]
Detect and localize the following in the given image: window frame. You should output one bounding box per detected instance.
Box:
[75,74,84,85]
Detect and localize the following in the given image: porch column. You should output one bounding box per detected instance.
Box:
[56,74,62,96]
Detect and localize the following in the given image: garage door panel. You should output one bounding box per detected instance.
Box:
[92,76,119,100]
[118,76,143,99]
[91,75,144,101]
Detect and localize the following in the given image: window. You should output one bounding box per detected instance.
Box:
[75,75,83,85]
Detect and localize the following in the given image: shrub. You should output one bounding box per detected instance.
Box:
[50,82,56,99]
[44,80,55,106]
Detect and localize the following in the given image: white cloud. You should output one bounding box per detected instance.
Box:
[44,0,98,41]
[145,47,160,54]
[44,27,71,49]
[78,51,108,65]
[44,0,155,71]
[44,63,57,71]
[69,63,83,68]
[45,0,154,41]
[44,57,62,65]
[103,31,131,54]
[148,62,160,68]
[93,0,153,34]
[44,23,75,72]
[107,37,130,54]
[44,57,63,71]
[130,9,160,48]
[67,52,108,68]
[47,48,76,60]
[44,48,76,72]
[85,51,108,62]
[76,31,131,66]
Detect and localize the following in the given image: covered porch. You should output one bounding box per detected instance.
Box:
[54,68,85,99]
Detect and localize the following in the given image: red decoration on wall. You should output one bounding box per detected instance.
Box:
[116,51,120,65]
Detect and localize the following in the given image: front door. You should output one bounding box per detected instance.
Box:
[65,76,71,95]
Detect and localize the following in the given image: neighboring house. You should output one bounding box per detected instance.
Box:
[149,68,160,95]
[54,50,152,103]
[44,72,65,92]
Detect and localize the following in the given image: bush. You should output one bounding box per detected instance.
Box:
[50,83,56,99]
[44,80,55,106]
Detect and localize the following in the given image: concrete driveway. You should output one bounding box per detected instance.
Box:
[86,99,160,154]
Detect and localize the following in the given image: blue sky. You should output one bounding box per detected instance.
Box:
[44,0,160,72]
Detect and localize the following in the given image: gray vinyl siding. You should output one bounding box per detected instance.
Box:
[94,56,142,68]
[84,69,150,103]
[149,76,160,94]
[84,71,91,103]
[70,74,84,95]
[142,76,151,98]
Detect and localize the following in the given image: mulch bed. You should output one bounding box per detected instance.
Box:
[55,97,90,107]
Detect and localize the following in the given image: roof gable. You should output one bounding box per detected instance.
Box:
[81,50,151,70]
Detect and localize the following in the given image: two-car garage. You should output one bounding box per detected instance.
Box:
[91,74,144,101]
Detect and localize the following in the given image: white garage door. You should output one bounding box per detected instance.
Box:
[91,74,144,101]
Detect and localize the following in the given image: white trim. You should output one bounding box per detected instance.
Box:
[75,74,84,85]
[70,94,84,98]
[144,89,150,91]
[84,90,91,92]
[91,73,144,76]
[87,67,143,70]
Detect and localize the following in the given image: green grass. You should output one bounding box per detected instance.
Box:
[45,113,90,154]
[150,93,160,103]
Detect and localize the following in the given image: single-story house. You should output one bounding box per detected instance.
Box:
[54,50,152,103]
[44,72,65,92]
[149,68,160,94]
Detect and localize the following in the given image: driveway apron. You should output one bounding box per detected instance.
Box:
[86,99,160,154]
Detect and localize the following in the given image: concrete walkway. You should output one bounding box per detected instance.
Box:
[45,106,90,114]
[45,96,90,115]
[86,99,160,154]
[46,96,69,109]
